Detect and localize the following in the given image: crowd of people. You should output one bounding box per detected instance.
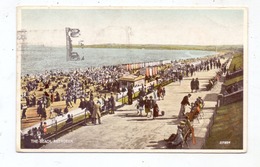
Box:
[22,121,48,148]
[21,53,230,149]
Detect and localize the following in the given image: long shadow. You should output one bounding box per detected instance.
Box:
[200,87,208,91]
[147,135,210,149]
[197,78,212,81]
[183,78,193,81]
[116,109,136,112]
[201,83,208,87]
[21,120,41,124]
[146,140,168,149]
[178,92,193,94]
[202,107,216,110]
[123,114,180,123]
[127,117,175,122]
[21,117,42,122]
[204,93,219,101]
[147,139,186,149]
[116,113,143,118]
[166,118,180,125]
[21,117,41,120]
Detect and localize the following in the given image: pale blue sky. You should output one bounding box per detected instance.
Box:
[20,8,245,46]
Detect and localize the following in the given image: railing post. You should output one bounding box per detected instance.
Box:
[122,93,125,105]
[217,94,223,108]
[55,119,58,139]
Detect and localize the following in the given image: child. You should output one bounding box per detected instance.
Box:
[136,97,144,116]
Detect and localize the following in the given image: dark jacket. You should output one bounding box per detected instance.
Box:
[145,99,154,109]
[181,95,190,106]
[194,80,199,89]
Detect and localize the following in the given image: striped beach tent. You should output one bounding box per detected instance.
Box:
[149,67,153,76]
[146,68,150,76]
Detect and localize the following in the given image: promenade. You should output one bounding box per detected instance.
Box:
[42,63,224,150]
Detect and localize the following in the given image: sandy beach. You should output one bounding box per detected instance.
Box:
[40,58,226,149]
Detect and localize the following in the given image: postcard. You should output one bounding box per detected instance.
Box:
[17,7,247,152]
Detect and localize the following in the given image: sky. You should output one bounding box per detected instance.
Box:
[18,8,245,46]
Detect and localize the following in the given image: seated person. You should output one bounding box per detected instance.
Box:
[65,114,73,125]
[153,101,159,118]
[63,106,69,114]
[23,130,34,148]
[193,102,201,115]
[54,108,63,116]
[186,103,200,121]
[78,98,85,109]
[166,128,184,149]
[196,97,204,109]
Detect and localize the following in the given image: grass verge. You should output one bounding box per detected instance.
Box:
[204,101,243,149]
[229,52,243,72]
[224,76,243,86]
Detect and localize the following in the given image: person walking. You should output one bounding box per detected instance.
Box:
[161,87,166,100]
[153,100,159,118]
[194,78,200,92]
[144,96,152,118]
[109,93,115,114]
[178,74,183,85]
[87,98,95,116]
[178,94,191,119]
[157,85,162,100]
[146,96,154,118]
[50,93,54,103]
[190,78,195,93]
[136,97,144,116]
[21,104,27,119]
[127,86,133,105]
[92,101,102,125]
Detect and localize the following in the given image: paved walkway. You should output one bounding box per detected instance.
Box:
[42,65,224,150]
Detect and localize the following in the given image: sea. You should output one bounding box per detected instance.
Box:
[20,45,217,75]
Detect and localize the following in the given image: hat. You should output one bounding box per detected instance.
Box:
[188,93,191,97]
[180,121,186,126]
[145,96,148,98]
[149,96,153,99]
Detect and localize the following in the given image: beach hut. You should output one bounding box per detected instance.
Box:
[118,74,145,88]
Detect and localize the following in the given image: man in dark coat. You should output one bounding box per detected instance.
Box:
[127,86,133,105]
[178,74,183,85]
[145,96,154,118]
[153,100,159,118]
[21,104,27,119]
[79,98,85,110]
[87,99,95,115]
[178,94,191,119]
[194,78,200,92]
[109,93,115,114]
[190,78,195,93]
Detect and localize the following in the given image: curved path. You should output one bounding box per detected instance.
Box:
[42,64,224,150]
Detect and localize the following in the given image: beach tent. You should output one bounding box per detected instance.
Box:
[118,74,145,88]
